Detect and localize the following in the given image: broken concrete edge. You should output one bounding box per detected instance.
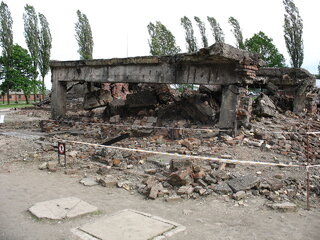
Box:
[265,202,298,212]
[28,208,103,222]
[72,209,186,240]
[50,43,262,68]
[28,197,102,221]
[257,67,316,80]
[71,228,98,240]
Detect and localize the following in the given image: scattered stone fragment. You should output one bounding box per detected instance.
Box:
[47,161,58,171]
[80,177,98,186]
[218,163,226,171]
[197,179,207,187]
[192,169,206,179]
[126,164,133,169]
[179,138,200,150]
[165,195,182,202]
[274,173,285,179]
[170,159,193,171]
[259,181,271,190]
[143,176,157,189]
[149,183,164,199]
[97,167,110,175]
[227,175,260,193]
[145,169,157,175]
[117,181,134,191]
[199,188,207,195]
[109,115,120,123]
[254,93,278,117]
[68,150,78,159]
[64,169,79,175]
[213,182,233,195]
[38,162,47,170]
[210,170,230,181]
[99,177,118,187]
[177,186,194,195]
[245,139,264,147]
[168,168,192,186]
[137,184,147,194]
[203,175,217,184]
[146,116,157,125]
[267,202,297,212]
[84,89,113,110]
[233,191,246,200]
[112,158,121,166]
[267,179,284,191]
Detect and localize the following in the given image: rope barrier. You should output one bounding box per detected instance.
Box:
[64,139,304,168]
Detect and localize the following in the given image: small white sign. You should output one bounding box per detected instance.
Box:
[0,115,4,124]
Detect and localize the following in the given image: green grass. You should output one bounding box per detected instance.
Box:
[0,103,33,108]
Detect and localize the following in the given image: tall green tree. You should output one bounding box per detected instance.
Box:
[228,17,244,49]
[207,16,224,44]
[245,32,286,67]
[23,4,39,77]
[180,16,197,53]
[0,44,38,104]
[0,1,13,103]
[75,10,94,60]
[38,13,52,97]
[283,0,303,68]
[147,21,180,56]
[0,1,13,59]
[194,16,208,48]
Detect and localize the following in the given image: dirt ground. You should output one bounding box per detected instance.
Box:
[0,108,320,240]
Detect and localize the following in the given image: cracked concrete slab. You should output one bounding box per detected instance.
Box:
[28,197,98,220]
[72,209,185,240]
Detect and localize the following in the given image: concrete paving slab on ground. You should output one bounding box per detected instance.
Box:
[72,209,185,240]
[29,197,98,220]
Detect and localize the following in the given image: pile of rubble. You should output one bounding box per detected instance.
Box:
[36,112,320,207]
[34,64,320,208]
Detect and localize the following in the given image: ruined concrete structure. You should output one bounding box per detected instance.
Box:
[50,43,317,129]
[50,43,263,129]
[256,68,316,113]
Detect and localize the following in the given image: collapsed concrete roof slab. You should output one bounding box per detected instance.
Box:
[50,43,262,128]
[257,67,316,87]
[50,43,262,85]
[256,67,316,114]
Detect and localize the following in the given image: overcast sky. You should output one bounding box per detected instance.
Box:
[6,0,320,88]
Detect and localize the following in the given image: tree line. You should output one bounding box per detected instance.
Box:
[147,0,304,71]
[72,0,307,72]
[0,1,94,104]
[0,2,51,104]
[0,0,312,104]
